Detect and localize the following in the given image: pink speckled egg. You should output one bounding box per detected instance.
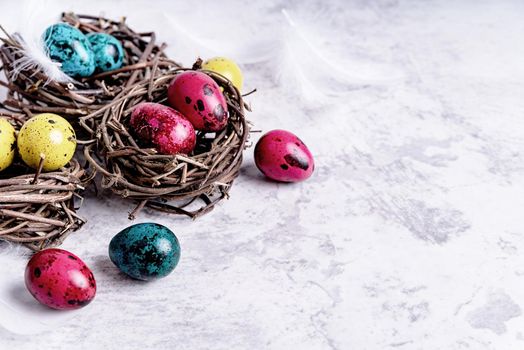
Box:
[254,129,314,182]
[167,71,228,132]
[130,102,196,155]
[25,248,96,310]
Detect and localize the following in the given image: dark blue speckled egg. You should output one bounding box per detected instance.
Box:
[86,33,124,73]
[109,223,181,281]
[43,23,95,78]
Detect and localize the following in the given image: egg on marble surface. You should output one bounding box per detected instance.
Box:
[202,57,243,91]
[25,248,96,310]
[17,113,76,171]
[86,32,124,73]
[254,129,314,182]
[109,223,181,281]
[0,118,16,172]
[43,23,95,77]
[130,102,196,155]
[167,71,228,132]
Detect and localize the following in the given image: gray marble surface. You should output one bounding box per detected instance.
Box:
[1,0,524,349]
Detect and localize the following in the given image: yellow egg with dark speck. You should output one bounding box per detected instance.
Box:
[202,57,243,91]
[18,113,76,171]
[0,118,16,172]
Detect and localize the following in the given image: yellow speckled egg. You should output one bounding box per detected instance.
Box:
[0,118,16,172]
[18,113,76,171]
[202,57,243,91]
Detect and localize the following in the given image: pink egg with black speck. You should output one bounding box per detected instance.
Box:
[25,248,96,310]
[167,71,228,132]
[130,102,196,155]
[254,129,314,182]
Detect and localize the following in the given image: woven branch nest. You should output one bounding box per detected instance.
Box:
[0,112,93,251]
[81,66,251,219]
[0,12,180,121]
[0,159,88,251]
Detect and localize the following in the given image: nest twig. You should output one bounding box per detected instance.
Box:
[0,12,180,123]
[81,66,251,219]
[0,159,88,251]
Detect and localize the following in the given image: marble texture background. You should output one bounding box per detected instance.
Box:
[1,0,524,349]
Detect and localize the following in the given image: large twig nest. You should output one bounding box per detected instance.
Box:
[0,159,88,251]
[0,12,180,121]
[81,67,251,219]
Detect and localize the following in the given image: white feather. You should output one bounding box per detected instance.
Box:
[161,6,405,106]
[10,0,72,84]
[0,243,31,334]
[11,33,73,84]
[272,9,404,107]
[161,12,276,66]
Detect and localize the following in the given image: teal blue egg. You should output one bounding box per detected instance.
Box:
[86,33,124,73]
[109,223,181,281]
[43,23,95,78]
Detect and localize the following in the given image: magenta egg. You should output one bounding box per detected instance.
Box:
[25,248,96,310]
[130,102,196,155]
[254,129,314,182]
[167,71,228,132]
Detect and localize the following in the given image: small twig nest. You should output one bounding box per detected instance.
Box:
[0,113,92,251]
[0,12,180,121]
[0,159,88,251]
[81,67,251,219]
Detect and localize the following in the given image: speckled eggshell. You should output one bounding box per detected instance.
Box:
[25,248,96,310]
[17,113,76,171]
[167,71,228,132]
[109,223,181,281]
[43,23,95,77]
[130,102,196,155]
[202,57,243,91]
[254,129,315,182]
[0,118,16,172]
[86,33,124,73]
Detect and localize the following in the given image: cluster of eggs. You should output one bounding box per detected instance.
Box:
[127,57,240,156]
[44,23,124,77]
[0,113,76,173]
[127,57,314,183]
[25,223,181,310]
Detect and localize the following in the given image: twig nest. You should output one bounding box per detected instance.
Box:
[82,67,250,219]
[0,12,180,119]
[0,159,88,251]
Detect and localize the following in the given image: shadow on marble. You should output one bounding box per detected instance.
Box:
[91,254,161,288]
[92,255,135,283]
[239,163,298,186]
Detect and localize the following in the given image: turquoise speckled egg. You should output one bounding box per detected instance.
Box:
[43,23,95,77]
[109,223,181,281]
[86,33,124,73]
